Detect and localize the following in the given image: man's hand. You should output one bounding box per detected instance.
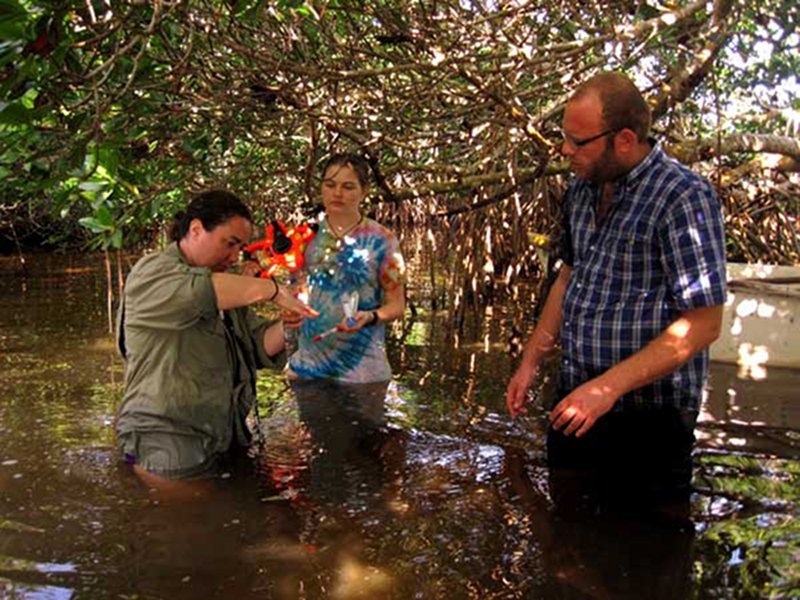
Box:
[549,379,618,437]
[506,363,538,419]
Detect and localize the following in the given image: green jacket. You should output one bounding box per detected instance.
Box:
[116,243,281,474]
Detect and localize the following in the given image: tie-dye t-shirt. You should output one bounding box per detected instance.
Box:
[288,217,405,383]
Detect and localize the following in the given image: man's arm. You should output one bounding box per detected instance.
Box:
[550,303,723,437]
[506,266,572,418]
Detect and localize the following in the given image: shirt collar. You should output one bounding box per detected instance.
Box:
[618,137,661,189]
[569,138,662,194]
[166,241,188,264]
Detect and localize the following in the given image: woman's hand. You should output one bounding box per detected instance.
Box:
[337,309,379,333]
[281,308,304,330]
[239,260,263,278]
[271,285,319,319]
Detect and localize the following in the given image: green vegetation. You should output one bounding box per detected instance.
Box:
[1,1,798,302]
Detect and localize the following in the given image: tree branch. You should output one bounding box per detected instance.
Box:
[670,134,800,166]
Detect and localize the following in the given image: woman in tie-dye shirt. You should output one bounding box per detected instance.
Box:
[287,153,406,383]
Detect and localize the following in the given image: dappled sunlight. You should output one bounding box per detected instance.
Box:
[734,297,776,319]
[1,255,798,599]
[687,224,702,246]
[671,318,691,338]
[694,427,722,446]
[710,262,800,370]
[331,555,395,600]
[385,495,411,516]
[736,343,769,380]
[731,264,786,279]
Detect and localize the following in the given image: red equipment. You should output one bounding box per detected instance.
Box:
[244,220,315,278]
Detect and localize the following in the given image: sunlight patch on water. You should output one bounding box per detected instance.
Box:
[330,555,394,600]
[0,557,77,599]
[0,579,74,600]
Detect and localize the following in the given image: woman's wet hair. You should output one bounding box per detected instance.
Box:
[170,190,252,242]
[320,153,371,188]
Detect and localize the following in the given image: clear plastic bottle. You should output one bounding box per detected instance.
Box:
[284,270,308,357]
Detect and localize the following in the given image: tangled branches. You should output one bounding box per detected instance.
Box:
[2,0,798,313]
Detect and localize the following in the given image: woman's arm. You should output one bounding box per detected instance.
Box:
[212,273,318,317]
[374,281,405,323]
[262,321,285,358]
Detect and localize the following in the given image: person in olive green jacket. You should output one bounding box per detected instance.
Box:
[116,190,317,484]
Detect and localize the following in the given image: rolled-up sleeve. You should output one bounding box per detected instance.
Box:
[125,259,218,330]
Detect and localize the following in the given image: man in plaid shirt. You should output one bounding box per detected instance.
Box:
[506,72,727,505]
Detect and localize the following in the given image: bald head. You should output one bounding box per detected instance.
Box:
[571,72,651,143]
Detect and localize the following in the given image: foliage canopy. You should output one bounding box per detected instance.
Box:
[1,0,798,308]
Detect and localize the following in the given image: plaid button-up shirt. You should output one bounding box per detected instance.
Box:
[557,142,727,411]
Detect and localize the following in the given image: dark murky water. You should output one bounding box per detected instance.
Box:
[1,253,798,599]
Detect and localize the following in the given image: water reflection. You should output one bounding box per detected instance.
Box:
[252,380,406,598]
[504,449,695,600]
[283,380,398,508]
[121,482,299,600]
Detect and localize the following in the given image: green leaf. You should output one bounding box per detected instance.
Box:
[78,180,106,192]
[0,0,29,41]
[95,204,114,227]
[78,217,111,233]
[0,21,25,40]
[98,145,120,175]
[0,101,30,124]
[90,187,113,208]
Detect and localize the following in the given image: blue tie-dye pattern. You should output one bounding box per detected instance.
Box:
[288,218,399,383]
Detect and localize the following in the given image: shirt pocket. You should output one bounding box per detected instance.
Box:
[596,231,656,302]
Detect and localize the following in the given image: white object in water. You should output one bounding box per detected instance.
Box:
[711,263,800,372]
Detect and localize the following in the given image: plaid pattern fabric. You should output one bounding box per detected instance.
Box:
[557,143,727,411]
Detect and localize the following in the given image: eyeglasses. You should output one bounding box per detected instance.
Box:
[561,128,616,148]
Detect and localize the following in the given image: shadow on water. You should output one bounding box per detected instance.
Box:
[0,254,798,599]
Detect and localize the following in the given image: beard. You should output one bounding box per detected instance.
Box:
[583,141,628,184]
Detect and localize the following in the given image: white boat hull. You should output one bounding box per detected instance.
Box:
[710,263,800,373]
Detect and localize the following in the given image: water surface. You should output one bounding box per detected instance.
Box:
[1,254,798,599]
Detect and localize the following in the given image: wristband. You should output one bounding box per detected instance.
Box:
[368,310,380,326]
[267,279,280,302]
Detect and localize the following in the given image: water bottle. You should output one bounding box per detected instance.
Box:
[284,271,307,357]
